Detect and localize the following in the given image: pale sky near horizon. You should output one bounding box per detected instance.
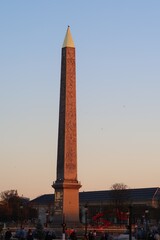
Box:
[0,1,160,200]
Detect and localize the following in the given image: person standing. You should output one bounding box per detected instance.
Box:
[27,229,33,240]
[5,228,12,240]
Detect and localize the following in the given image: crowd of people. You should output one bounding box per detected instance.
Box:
[2,225,160,240]
[0,227,57,240]
[5,228,35,240]
[134,226,160,240]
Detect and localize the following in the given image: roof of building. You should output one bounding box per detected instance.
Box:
[30,187,160,206]
[30,194,54,205]
[79,187,160,203]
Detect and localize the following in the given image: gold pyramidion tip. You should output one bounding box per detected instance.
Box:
[62,26,75,48]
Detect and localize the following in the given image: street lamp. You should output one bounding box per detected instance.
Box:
[20,205,23,228]
[145,209,149,238]
[128,205,133,240]
[84,204,88,237]
[62,214,66,240]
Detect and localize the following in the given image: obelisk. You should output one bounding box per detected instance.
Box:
[52,27,81,227]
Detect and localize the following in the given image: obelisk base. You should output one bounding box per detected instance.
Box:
[52,180,82,228]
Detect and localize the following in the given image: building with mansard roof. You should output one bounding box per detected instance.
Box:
[30,187,160,225]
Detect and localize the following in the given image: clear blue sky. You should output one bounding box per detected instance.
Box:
[0,1,160,200]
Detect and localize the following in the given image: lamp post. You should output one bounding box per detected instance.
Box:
[84,204,88,237]
[20,205,23,228]
[62,214,66,240]
[128,205,133,240]
[145,210,149,239]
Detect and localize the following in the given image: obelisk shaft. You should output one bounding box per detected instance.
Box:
[57,46,77,181]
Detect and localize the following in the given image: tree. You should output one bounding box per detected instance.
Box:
[110,183,129,206]
[111,183,128,191]
[0,190,20,221]
[110,183,130,224]
[0,190,37,223]
[0,190,18,203]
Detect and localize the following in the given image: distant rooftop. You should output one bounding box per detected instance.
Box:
[30,187,160,205]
